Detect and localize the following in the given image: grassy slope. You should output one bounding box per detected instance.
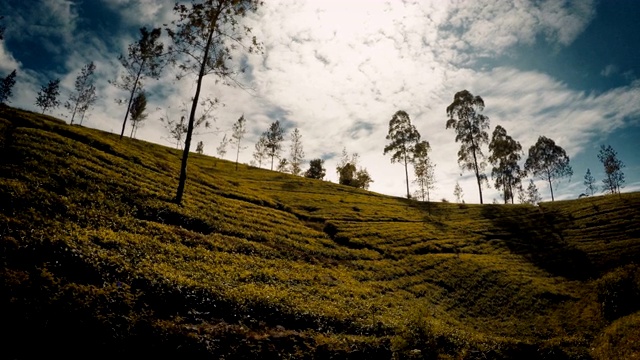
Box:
[1,107,639,359]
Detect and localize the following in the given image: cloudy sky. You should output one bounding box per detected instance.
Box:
[1,0,639,203]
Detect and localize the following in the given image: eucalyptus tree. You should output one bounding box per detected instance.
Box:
[454,181,464,203]
[598,145,625,194]
[231,114,247,170]
[0,70,16,105]
[583,168,596,196]
[488,125,523,204]
[168,0,262,204]
[524,136,573,201]
[216,134,231,159]
[446,90,490,204]
[412,140,435,202]
[264,120,285,170]
[65,61,97,125]
[129,92,147,138]
[384,110,421,198]
[35,79,61,114]
[288,128,305,175]
[252,135,268,168]
[112,27,166,139]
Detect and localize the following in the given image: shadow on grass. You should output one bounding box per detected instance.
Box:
[480,205,596,280]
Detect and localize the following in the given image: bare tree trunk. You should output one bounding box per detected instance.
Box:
[119,66,143,140]
[175,26,216,205]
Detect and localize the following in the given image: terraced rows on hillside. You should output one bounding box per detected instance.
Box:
[1,107,639,359]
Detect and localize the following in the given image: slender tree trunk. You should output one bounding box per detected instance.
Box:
[235,141,241,170]
[70,101,80,125]
[403,153,410,199]
[119,65,143,140]
[471,144,483,204]
[270,154,275,171]
[547,171,554,201]
[175,25,216,205]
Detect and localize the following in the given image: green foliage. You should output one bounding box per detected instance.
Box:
[524,135,573,201]
[1,106,640,358]
[288,128,305,176]
[264,120,285,170]
[231,114,246,170]
[598,144,625,194]
[412,140,435,202]
[35,78,61,114]
[584,168,596,196]
[489,125,523,204]
[65,61,97,125]
[0,69,17,105]
[304,158,326,180]
[129,91,147,138]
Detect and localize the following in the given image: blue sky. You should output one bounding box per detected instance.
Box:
[1,0,638,203]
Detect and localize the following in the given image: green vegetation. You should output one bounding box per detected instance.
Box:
[1,107,639,359]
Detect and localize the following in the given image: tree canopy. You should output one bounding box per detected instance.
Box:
[305,158,326,180]
[598,145,625,194]
[35,79,61,114]
[488,125,523,204]
[384,110,421,198]
[524,136,573,201]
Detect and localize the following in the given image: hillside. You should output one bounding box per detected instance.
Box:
[1,106,639,359]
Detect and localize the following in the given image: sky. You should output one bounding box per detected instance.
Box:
[1,0,639,203]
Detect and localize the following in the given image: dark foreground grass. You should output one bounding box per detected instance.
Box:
[1,106,639,359]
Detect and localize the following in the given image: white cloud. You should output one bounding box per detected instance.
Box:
[5,0,640,204]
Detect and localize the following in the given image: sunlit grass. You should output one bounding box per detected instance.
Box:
[1,106,639,358]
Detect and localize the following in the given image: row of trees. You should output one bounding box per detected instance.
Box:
[443,90,573,204]
[383,90,623,204]
[3,1,262,206]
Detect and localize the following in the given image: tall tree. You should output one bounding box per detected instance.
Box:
[129,92,147,138]
[384,110,421,199]
[584,168,596,196]
[488,125,523,204]
[446,90,490,204]
[112,27,165,139]
[35,79,61,114]
[524,136,573,201]
[598,145,625,194]
[252,135,268,168]
[231,114,247,170]
[305,158,326,180]
[264,121,285,170]
[196,141,205,154]
[216,134,231,159]
[0,70,17,105]
[168,0,262,205]
[65,61,97,125]
[453,181,464,203]
[288,128,305,176]
[412,140,435,202]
